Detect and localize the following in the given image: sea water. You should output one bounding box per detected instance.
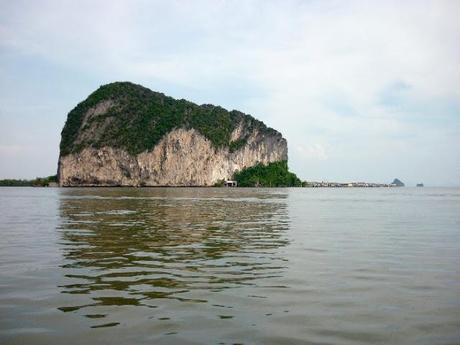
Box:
[0,187,459,344]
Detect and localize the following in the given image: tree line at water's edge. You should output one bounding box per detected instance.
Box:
[0,175,58,187]
[218,161,302,187]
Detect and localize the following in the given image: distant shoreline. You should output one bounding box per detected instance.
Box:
[0,176,410,188]
[0,183,404,188]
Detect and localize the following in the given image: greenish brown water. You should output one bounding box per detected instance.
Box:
[0,187,459,344]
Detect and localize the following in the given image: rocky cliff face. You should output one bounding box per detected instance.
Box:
[58,82,288,186]
[59,128,287,186]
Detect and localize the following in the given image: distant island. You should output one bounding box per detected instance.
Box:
[391,178,405,187]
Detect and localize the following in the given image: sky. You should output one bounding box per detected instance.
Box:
[0,0,459,186]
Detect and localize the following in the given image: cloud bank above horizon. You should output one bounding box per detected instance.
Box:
[1,0,459,185]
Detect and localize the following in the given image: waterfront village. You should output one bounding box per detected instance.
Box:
[304,181,401,188]
[221,180,406,188]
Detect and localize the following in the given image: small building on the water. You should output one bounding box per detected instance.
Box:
[224,180,237,187]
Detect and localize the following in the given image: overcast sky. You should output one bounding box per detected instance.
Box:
[1,0,459,186]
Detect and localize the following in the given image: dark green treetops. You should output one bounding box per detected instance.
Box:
[233,161,302,187]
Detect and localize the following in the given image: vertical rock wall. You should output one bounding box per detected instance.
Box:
[58,128,287,186]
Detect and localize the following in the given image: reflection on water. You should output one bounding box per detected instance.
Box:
[57,188,289,326]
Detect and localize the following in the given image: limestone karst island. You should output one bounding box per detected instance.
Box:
[58,82,301,187]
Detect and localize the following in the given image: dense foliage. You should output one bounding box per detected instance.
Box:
[233,161,302,187]
[0,175,58,187]
[60,82,278,155]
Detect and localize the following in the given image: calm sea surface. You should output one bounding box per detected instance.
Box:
[0,187,459,345]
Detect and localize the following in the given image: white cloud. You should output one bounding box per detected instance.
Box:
[0,145,32,156]
[295,144,329,161]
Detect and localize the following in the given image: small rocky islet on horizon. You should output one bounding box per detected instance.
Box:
[1,82,409,188]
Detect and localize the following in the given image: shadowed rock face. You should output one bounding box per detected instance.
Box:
[58,83,288,186]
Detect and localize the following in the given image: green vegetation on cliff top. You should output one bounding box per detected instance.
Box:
[233,161,302,187]
[60,82,279,156]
